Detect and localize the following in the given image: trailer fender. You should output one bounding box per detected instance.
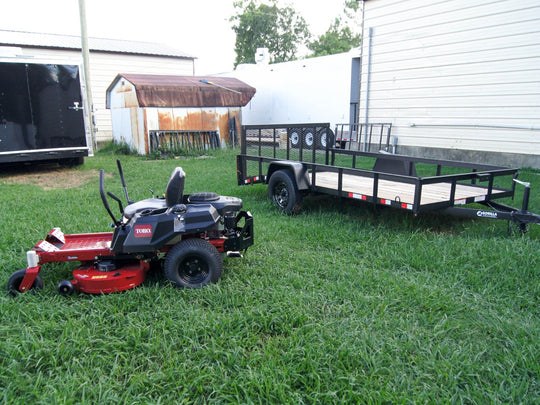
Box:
[267,161,309,191]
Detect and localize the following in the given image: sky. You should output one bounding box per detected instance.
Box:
[2,0,350,75]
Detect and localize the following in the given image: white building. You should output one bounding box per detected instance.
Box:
[227,49,361,129]
[0,30,195,144]
[359,0,540,167]
[230,1,539,167]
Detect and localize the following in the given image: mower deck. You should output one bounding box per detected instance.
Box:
[34,229,113,264]
[70,260,149,294]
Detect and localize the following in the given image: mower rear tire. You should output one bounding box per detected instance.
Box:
[268,170,303,215]
[164,238,223,288]
[7,269,44,296]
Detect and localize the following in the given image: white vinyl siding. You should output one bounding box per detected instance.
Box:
[360,0,540,157]
[12,47,193,142]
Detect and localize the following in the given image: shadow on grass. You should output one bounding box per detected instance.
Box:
[296,193,513,237]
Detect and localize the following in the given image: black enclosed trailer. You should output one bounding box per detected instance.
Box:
[0,61,90,165]
[237,123,540,231]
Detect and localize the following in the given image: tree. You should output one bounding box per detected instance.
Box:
[308,1,362,57]
[231,0,310,66]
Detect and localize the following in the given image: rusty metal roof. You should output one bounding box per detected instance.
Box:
[108,74,256,108]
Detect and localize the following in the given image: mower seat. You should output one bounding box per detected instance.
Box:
[123,167,185,219]
[165,167,185,206]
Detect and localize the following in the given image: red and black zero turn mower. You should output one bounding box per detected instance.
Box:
[7,160,254,296]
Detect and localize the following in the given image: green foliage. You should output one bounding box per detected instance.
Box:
[96,141,216,160]
[308,18,362,57]
[0,150,539,403]
[231,0,310,66]
[308,0,362,57]
[96,141,136,156]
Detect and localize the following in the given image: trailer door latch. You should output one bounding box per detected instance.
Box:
[69,102,84,111]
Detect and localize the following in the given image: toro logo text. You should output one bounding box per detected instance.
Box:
[134,225,153,238]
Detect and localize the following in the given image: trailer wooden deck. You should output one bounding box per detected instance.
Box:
[313,171,497,206]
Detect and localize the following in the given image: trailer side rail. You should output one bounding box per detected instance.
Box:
[237,154,515,214]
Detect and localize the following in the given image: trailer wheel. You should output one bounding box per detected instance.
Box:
[317,128,333,150]
[268,170,303,214]
[7,269,44,296]
[164,238,223,288]
[290,130,300,149]
[304,130,314,148]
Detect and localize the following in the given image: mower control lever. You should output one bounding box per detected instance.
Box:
[100,169,119,226]
[107,191,124,215]
[116,159,133,205]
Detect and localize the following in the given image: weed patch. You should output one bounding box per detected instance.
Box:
[1,167,110,190]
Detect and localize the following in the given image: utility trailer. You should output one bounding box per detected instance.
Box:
[237,123,540,231]
[0,61,90,166]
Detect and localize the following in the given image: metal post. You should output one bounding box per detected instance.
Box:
[78,0,96,150]
[362,27,373,152]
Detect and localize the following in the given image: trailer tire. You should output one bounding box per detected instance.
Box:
[317,128,333,150]
[7,269,44,296]
[164,238,223,288]
[268,170,303,214]
[304,130,315,148]
[290,130,300,149]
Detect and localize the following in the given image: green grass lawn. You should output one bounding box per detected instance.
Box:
[1,149,539,404]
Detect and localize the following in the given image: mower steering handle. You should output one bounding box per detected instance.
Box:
[100,169,119,226]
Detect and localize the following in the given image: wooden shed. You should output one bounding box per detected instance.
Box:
[106,74,256,154]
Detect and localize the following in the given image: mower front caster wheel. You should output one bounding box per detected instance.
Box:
[7,269,44,296]
[57,280,75,296]
[164,238,223,289]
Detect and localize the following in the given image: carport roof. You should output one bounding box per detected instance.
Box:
[107,73,256,108]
